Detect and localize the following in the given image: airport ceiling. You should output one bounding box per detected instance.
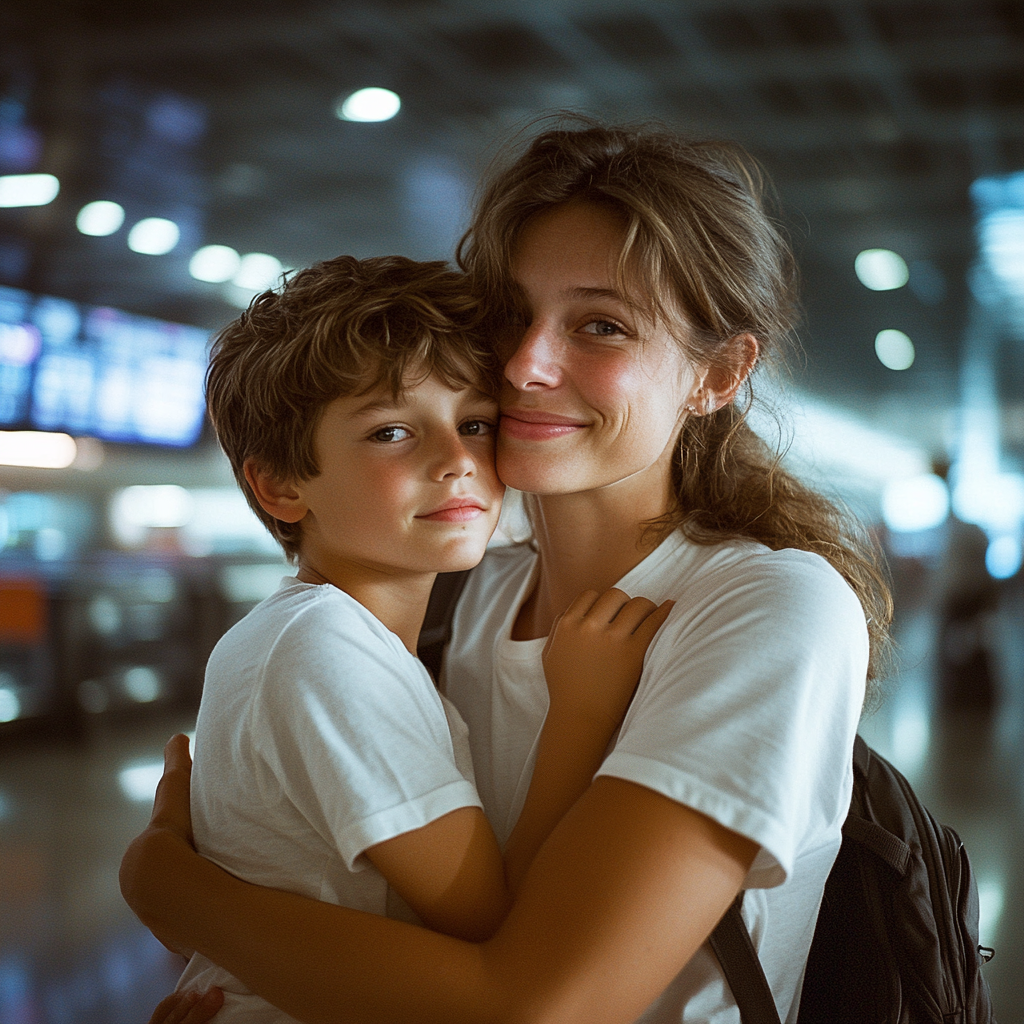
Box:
[2,0,1023,455]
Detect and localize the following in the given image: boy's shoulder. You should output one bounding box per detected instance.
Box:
[213,577,399,666]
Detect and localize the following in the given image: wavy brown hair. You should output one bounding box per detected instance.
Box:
[458,118,893,694]
[206,255,499,560]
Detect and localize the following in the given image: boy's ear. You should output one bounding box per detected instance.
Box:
[692,332,759,415]
[243,459,308,524]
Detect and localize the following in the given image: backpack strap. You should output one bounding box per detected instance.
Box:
[708,893,782,1024]
[417,569,472,681]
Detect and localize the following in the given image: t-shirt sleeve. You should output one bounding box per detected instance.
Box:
[596,551,868,888]
[252,597,482,871]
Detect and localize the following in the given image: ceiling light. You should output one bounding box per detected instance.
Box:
[336,87,401,123]
[855,249,909,291]
[190,244,241,283]
[233,252,283,291]
[127,217,180,255]
[0,173,60,208]
[76,200,125,236]
[874,329,915,370]
[0,430,77,468]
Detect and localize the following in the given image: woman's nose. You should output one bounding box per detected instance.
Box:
[503,322,562,391]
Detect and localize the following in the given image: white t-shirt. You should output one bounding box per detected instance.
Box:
[443,532,868,1024]
[177,578,481,1023]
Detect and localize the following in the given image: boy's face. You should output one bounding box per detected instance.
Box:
[292,373,503,584]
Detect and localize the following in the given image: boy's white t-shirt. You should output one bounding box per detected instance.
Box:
[176,577,481,1023]
[443,532,869,1024]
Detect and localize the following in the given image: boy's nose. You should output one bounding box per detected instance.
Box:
[431,432,477,480]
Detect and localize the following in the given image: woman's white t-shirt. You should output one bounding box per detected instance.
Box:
[443,532,868,1024]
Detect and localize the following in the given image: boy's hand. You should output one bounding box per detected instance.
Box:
[542,588,673,732]
[147,988,224,1024]
[120,734,199,957]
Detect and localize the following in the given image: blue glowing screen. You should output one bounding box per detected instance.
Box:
[0,285,208,447]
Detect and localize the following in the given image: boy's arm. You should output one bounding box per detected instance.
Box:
[365,589,671,934]
[502,589,673,892]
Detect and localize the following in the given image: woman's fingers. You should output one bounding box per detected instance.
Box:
[147,988,223,1024]
[150,734,195,839]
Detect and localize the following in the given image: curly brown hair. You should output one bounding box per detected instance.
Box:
[206,255,498,560]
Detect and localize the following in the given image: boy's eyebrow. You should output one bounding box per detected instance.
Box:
[350,393,409,416]
[564,286,628,303]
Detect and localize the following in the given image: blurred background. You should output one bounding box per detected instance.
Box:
[0,0,1021,1021]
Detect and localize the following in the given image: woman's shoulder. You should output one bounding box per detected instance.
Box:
[654,534,866,630]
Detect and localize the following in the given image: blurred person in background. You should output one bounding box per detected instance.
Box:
[931,458,1000,714]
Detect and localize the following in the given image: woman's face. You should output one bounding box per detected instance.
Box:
[497,201,704,500]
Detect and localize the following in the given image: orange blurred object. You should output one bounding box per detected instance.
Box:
[0,577,48,644]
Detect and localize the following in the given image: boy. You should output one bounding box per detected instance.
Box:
[172,255,670,1022]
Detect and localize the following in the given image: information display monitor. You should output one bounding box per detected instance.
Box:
[0,285,209,447]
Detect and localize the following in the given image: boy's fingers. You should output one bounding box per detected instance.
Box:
[581,587,632,623]
[631,599,675,640]
[563,589,602,619]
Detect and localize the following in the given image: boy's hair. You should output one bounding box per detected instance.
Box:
[206,255,499,560]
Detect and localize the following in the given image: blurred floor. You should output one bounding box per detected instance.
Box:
[0,575,1021,1024]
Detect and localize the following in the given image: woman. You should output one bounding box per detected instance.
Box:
[122,119,891,1024]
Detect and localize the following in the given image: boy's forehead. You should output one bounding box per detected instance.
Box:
[347,373,494,415]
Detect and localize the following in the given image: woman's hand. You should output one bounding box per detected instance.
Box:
[120,734,200,955]
[147,988,224,1024]
[542,588,673,731]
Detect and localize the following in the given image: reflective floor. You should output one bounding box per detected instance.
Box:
[0,573,1021,1024]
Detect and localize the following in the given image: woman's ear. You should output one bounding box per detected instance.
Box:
[243,460,308,524]
[693,333,759,414]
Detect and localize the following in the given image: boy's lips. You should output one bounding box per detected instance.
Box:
[417,497,488,522]
[500,409,587,442]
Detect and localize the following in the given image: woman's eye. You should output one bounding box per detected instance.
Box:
[370,425,411,443]
[580,319,626,338]
[458,419,495,437]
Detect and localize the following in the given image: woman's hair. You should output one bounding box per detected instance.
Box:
[206,255,498,560]
[458,117,893,695]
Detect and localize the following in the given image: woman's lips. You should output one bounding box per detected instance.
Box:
[417,498,487,523]
[500,411,586,442]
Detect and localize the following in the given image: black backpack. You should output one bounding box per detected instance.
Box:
[418,572,998,1024]
[710,734,997,1024]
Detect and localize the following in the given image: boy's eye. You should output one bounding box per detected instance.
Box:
[580,319,626,338]
[459,419,495,437]
[370,425,411,443]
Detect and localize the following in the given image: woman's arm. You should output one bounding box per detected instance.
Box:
[123,739,756,1024]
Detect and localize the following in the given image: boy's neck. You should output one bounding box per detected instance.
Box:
[295,561,436,656]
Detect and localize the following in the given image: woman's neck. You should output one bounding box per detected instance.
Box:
[513,474,675,641]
